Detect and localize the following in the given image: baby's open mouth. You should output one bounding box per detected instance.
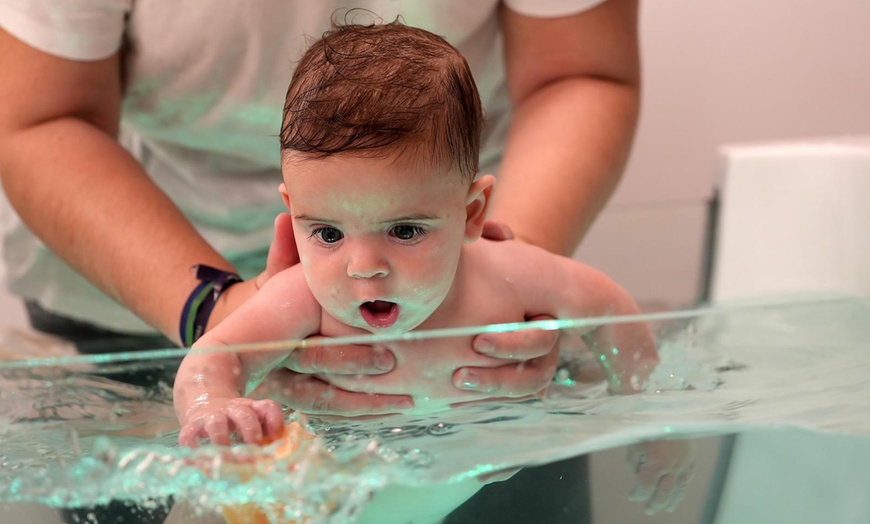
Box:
[359,300,399,329]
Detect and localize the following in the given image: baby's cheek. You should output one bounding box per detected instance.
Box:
[306,268,345,310]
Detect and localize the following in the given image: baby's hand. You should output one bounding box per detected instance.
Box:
[626,439,695,514]
[178,398,285,448]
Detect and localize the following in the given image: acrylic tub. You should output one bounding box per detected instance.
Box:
[1,295,869,524]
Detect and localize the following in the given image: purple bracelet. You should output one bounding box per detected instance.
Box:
[179,265,242,347]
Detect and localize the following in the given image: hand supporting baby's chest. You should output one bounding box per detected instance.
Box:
[303,263,531,410]
[318,336,505,410]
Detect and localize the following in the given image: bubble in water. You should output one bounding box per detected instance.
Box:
[402,448,434,469]
[553,368,575,387]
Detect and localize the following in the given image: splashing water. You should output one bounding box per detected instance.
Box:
[1,296,869,523]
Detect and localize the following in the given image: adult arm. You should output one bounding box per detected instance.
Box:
[0,28,246,346]
[492,0,641,255]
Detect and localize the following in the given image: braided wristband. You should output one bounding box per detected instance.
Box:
[179,265,242,347]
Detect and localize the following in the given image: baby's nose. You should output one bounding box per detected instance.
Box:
[346,249,389,279]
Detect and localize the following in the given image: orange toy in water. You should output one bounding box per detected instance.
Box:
[219,421,315,524]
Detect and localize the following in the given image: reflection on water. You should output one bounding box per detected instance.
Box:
[1,296,869,523]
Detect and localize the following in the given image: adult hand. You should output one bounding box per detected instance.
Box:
[480,219,516,242]
[252,368,413,416]
[252,213,300,290]
[453,316,560,398]
[626,439,695,515]
[451,219,561,399]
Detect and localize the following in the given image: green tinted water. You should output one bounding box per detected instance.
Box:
[1,296,869,523]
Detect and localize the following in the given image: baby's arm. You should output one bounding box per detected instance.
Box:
[574,274,658,394]
[174,266,320,446]
[508,243,659,394]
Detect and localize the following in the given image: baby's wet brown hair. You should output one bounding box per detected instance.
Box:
[280,19,483,183]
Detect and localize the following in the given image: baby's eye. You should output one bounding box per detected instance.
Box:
[390,225,426,242]
[311,227,344,244]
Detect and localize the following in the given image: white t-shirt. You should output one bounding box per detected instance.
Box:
[0,0,608,334]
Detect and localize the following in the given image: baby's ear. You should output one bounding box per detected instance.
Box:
[279,183,292,212]
[464,174,496,243]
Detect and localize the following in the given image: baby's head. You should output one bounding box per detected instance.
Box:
[278,20,494,333]
[280,18,482,182]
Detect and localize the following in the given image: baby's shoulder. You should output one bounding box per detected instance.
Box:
[465,239,557,270]
[257,264,319,308]
[264,263,308,287]
[462,239,558,285]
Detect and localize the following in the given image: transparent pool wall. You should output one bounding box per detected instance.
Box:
[1,295,869,523]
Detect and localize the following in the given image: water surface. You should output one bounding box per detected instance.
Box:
[1,296,868,523]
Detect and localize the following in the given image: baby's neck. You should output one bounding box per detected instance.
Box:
[404,249,472,332]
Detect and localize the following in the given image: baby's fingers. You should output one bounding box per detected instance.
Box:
[224,405,267,444]
[251,400,286,440]
[644,472,676,515]
[628,479,656,504]
[178,419,206,448]
[204,413,233,446]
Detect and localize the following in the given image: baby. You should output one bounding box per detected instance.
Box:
[174,20,658,447]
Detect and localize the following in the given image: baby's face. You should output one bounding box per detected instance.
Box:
[281,152,479,334]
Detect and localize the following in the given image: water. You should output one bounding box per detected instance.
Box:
[1,295,869,523]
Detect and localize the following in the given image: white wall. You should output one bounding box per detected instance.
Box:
[624,0,870,206]
[579,0,870,307]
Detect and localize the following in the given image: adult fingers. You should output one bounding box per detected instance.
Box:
[284,343,395,375]
[480,220,515,241]
[472,316,560,361]
[254,213,300,289]
[453,349,558,397]
[258,369,413,416]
